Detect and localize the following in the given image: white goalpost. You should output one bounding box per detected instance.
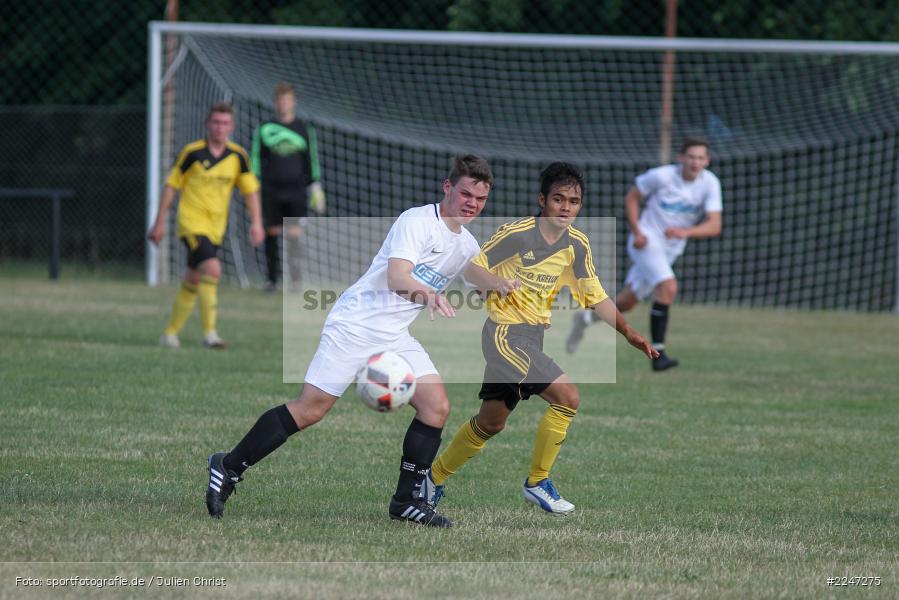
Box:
[147,22,899,312]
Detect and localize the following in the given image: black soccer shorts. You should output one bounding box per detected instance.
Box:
[262,185,307,229]
[181,235,219,269]
[478,319,564,411]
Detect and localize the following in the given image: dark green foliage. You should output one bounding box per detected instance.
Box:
[4,0,899,105]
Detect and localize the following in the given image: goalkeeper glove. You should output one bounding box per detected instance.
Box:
[307,182,326,215]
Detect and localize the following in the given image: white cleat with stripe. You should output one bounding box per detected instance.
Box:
[523,478,575,515]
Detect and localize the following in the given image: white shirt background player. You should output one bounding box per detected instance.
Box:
[566,138,722,371]
[626,158,723,299]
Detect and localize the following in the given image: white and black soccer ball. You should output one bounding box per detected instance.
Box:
[356,351,416,412]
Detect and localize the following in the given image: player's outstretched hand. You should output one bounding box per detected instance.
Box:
[627,330,659,359]
[427,293,456,321]
[147,223,164,246]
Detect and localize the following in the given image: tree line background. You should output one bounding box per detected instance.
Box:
[3,0,899,105]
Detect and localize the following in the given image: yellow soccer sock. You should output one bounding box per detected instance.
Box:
[164,282,197,336]
[527,404,576,486]
[198,275,219,334]
[431,416,493,485]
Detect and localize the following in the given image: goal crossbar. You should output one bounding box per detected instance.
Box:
[150,21,899,55]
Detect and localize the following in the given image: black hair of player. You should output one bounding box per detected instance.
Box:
[448,154,494,187]
[540,162,584,200]
[679,136,710,154]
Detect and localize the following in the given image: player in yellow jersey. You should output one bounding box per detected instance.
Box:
[148,102,265,348]
[421,162,658,515]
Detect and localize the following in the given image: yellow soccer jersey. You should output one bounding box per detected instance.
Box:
[472,216,608,325]
[166,139,260,245]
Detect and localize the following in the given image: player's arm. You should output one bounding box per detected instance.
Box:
[625,186,648,248]
[665,211,722,240]
[150,144,193,245]
[387,258,455,320]
[147,184,178,246]
[466,221,525,296]
[463,263,520,297]
[243,190,265,247]
[569,233,656,358]
[250,126,262,178]
[306,125,326,214]
[236,148,265,247]
[590,298,658,359]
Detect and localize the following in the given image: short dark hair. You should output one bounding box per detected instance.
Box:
[274,82,294,97]
[540,162,584,198]
[207,102,233,119]
[679,136,710,154]
[448,154,493,187]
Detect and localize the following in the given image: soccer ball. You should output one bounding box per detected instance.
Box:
[356,351,416,412]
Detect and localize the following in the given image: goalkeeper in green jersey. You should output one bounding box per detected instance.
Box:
[251,82,325,292]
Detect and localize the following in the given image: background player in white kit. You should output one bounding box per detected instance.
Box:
[204,155,493,527]
[566,137,722,371]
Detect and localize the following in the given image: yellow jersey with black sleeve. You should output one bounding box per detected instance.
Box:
[166,139,260,245]
[472,217,608,325]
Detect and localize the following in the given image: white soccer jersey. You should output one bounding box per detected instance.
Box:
[635,164,723,256]
[325,203,481,340]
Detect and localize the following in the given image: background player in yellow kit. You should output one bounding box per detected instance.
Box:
[148,102,264,348]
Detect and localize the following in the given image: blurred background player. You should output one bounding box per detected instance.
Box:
[251,82,325,292]
[566,137,722,371]
[421,163,657,516]
[204,155,493,528]
[148,102,264,348]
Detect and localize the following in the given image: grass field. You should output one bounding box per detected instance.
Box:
[1,275,897,599]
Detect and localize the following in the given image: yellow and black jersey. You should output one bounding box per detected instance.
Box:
[472,216,608,325]
[166,139,260,245]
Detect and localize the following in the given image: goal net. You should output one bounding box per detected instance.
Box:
[148,24,899,312]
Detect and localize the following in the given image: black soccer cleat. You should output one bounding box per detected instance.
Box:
[206,452,242,518]
[389,497,453,528]
[565,311,590,354]
[651,350,679,372]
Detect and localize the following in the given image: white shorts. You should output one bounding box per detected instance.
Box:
[624,233,681,300]
[303,323,438,397]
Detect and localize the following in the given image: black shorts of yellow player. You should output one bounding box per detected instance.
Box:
[181,234,220,269]
[479,318,564,411]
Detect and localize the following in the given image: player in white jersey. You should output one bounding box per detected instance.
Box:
[204,155,493,527]
[567,137,722,370]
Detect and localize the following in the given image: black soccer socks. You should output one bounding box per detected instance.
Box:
[224,404,299,476]
[264,235,279,284]
[650,302,670,349]
[393,418,442,503]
